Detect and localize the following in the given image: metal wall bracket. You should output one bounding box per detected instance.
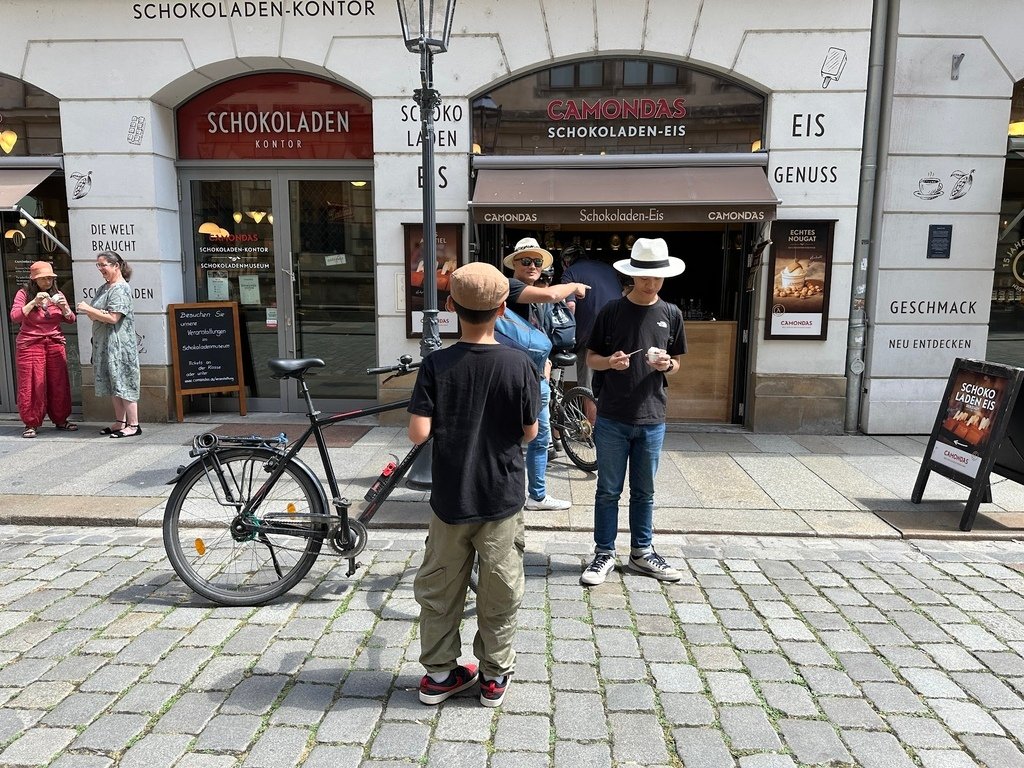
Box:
[951,53,965,80]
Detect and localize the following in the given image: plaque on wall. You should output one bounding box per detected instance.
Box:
[926,224,953,259]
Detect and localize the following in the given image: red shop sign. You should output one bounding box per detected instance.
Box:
[177,72,373,161]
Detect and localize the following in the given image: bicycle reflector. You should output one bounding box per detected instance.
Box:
[364,461,399,503]
[194,538,206,556]
[287,502,296,515]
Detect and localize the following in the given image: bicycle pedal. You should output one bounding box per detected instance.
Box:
[364,461,399,503]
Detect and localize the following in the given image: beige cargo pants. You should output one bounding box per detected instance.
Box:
[414,511,526,679]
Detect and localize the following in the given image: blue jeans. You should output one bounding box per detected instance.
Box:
[526,377,551,501]
[593,416,666,555]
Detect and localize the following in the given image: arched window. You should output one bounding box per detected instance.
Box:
[471,57,764,156]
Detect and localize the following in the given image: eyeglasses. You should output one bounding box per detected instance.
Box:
[518,258,544,268]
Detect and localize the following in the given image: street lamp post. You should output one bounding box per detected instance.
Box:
[398,0,456,487]
[397,0,457,359]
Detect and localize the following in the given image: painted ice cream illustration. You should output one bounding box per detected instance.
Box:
[780,260,806,289]
[821,47,847,88]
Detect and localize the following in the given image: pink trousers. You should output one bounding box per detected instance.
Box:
[16,337,72,429]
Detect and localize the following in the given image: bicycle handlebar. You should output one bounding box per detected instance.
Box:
[366,354,421,376]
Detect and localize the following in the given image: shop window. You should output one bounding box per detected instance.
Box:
[987,78,1024,368]
[0,76,62,156]
[548,61,606,90]
[623,60,684,88]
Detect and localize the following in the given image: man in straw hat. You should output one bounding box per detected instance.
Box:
[502,236,579,511]
[408,262,541,708]
[579,237,687,587]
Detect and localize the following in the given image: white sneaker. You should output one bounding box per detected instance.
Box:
[580,553,617,586]
[524,495,571,511]
[627,550,682,582]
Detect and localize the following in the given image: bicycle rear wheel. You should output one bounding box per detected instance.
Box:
[560,386,598,472]
[163,447,326,606]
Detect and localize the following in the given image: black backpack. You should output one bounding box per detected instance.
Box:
[548,299,577,354]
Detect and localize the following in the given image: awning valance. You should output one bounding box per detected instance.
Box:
[0,168,53,208]
[471,165,779,225]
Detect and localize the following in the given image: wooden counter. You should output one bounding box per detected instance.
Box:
[667,321,736,423]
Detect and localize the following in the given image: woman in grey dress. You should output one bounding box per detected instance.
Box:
[77,251,142,438]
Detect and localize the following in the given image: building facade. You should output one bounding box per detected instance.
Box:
[0,0,1021,434]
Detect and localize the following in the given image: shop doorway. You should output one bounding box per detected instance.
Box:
[180,170,376,413]
[0,174,78,416]
[490,224,758,423]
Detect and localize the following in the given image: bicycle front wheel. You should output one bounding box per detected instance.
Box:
[163,447,326,606]
[560,386,598,472]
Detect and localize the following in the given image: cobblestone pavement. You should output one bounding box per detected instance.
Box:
[3,526,1024,767]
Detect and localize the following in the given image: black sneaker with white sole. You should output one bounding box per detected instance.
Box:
[580,552,617,586]
[627,550,681,582]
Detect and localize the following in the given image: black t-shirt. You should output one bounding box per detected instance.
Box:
[587,298,687,424]
[408,342,540,524]
[507,276,551,333]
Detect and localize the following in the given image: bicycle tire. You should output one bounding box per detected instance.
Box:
[163,447,326,606]
[560,386,599,472]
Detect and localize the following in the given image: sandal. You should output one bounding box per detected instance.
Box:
[110,424,143,439]
[100,420,125,435]
[22,427,36,439]
[54,422,79,432]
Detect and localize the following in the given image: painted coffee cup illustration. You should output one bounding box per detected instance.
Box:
[915,173,943,199]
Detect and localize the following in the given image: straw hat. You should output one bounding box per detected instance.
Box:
[502,237,554,270]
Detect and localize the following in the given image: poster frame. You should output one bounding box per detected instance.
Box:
[403,222,463,340]
[764,220,835,341]
[167,301,247,423]
[911,357,1024,531]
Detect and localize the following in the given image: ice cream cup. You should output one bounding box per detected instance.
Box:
[780,270,805,289]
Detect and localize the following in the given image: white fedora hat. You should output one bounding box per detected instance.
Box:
[613,237,685,278]
[503,237,554,270]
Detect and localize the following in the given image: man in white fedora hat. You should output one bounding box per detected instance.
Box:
[579,237,686,587]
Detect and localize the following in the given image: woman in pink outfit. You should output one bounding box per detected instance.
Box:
[9,261,77,438]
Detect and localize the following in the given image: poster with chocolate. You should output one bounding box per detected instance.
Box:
[765,221,834,340]
[403,223,462,339]
[912,358,1024,532]
[934,367,1010,478]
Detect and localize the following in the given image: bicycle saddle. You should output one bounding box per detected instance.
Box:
[268,358,326,379]
[551,351,577,368]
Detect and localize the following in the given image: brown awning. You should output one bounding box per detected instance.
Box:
[471,166,779,225]
[0,168,53,208]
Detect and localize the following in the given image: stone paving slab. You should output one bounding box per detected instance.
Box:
[1,526,1024,767]
[2,420,1023,541]
[877,509,1024,539]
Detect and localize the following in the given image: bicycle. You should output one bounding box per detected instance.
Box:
[547,351,598,472]
[162,355,427,607]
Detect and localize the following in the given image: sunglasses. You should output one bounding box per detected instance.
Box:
[517,258,544,268]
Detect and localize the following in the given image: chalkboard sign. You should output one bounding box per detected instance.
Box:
[911,358,1024,530]
[168,301,247,422]
[926,224,953,259]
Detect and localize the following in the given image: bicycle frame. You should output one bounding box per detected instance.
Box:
[192,372,428,566]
